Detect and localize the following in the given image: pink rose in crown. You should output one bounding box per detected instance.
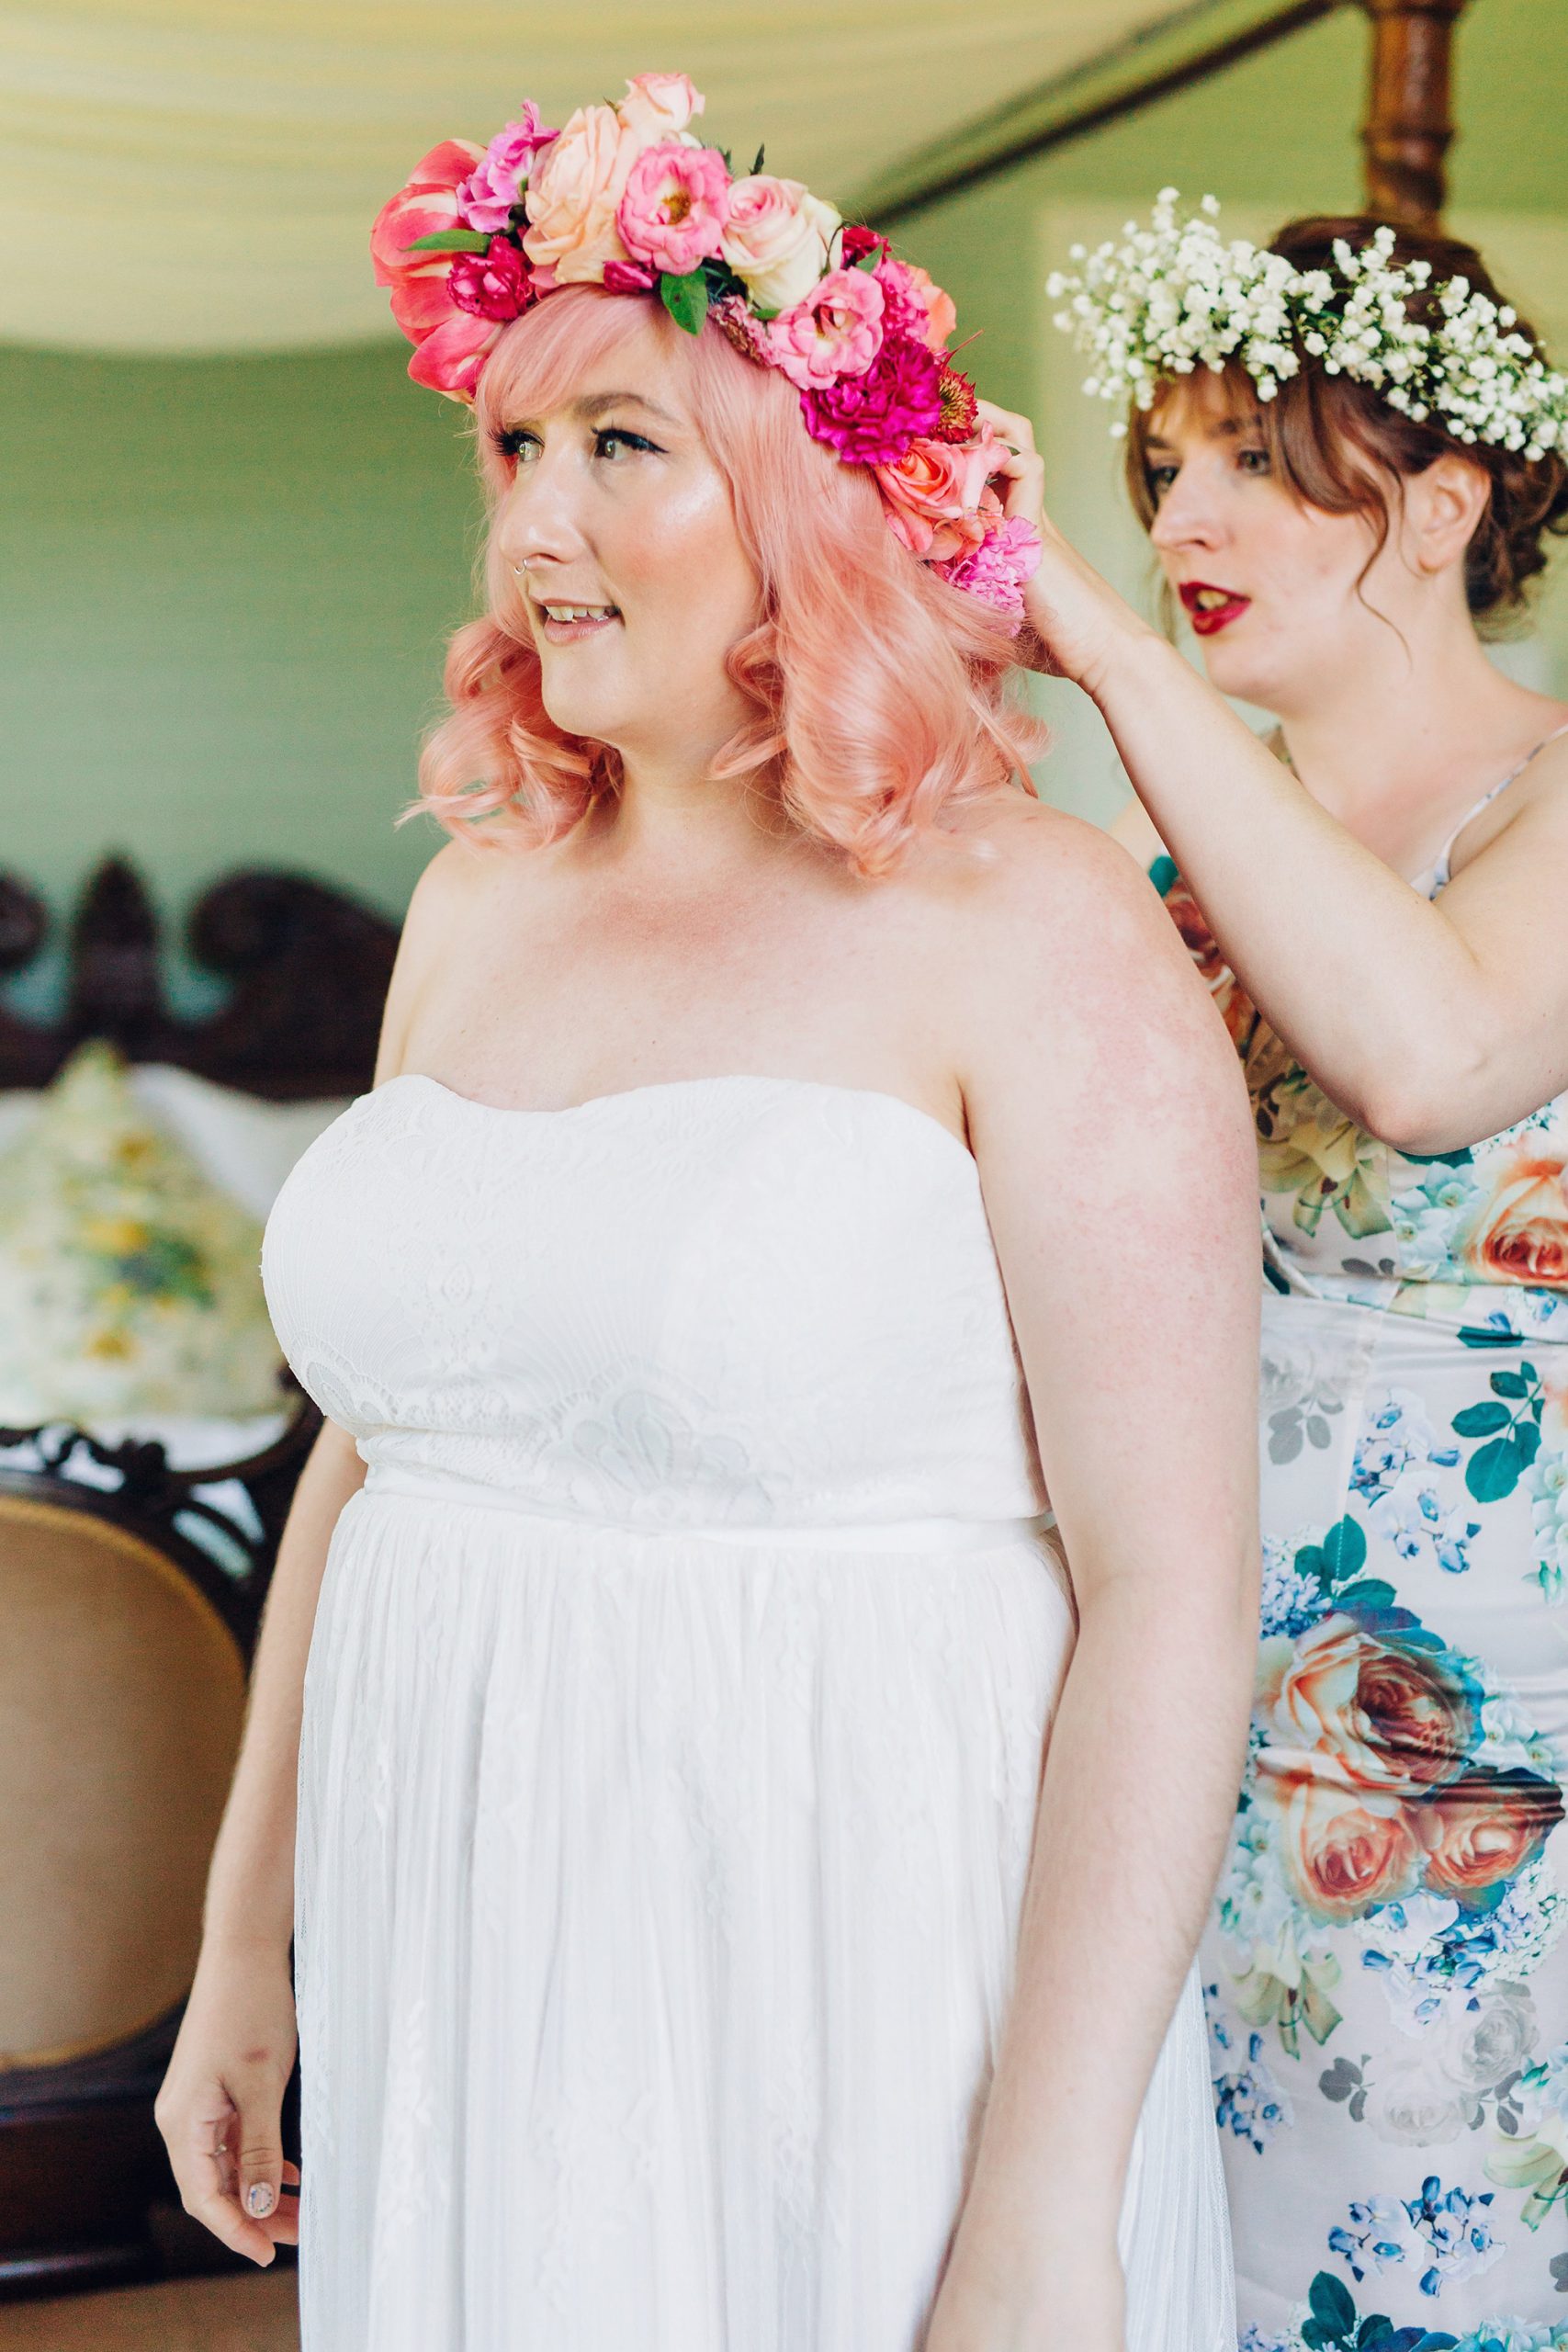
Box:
[802,332,942,466]
[617,141,730,275]
[767,269,885,390]
[448,237,534,323]
[456,105,559,235]
[524,101,646,284]
[618,72,705,141]
[876,255,957,355]
[371,138,485,292]
[721,175,840,315]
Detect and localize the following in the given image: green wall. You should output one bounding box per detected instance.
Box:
[0,345,479,989]
[2,0,1563,974]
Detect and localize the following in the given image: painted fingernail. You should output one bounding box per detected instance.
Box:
[246,2184,276,2219]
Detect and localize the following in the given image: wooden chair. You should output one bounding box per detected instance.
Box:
[0,1408,319,2293]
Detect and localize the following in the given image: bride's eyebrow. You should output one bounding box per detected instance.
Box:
[570,391,681,427]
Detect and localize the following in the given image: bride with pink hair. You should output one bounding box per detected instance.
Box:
[155,78,1257,2352]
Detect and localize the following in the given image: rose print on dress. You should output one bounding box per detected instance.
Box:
[1217,1514,1564,2059]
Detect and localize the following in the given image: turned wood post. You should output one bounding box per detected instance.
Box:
[1359,0,1471,228]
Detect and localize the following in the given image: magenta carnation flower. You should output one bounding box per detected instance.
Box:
[448,236,535,322]
[935,514,1042,624]
[457,106,559,234]
[800,332,941,466]
[602,256,658,294]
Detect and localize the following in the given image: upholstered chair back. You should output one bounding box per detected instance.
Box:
[0,1494,247,2070]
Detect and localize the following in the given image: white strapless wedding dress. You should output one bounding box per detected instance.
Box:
[262,1072,1232,2352]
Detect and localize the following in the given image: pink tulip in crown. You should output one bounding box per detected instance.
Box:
[371,73,1041,623]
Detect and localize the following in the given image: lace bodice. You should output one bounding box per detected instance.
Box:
[262,1073,1046,1531]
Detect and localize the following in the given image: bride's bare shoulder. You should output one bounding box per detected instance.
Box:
[942,789,1172,952]
[930,790,1229,1061]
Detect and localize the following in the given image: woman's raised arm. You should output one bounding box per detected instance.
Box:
[981,398,1568,1154]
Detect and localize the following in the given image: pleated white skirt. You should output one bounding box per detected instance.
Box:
[295,1483,1233,2350]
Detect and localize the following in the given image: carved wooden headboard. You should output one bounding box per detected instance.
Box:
[0,856,401,1099]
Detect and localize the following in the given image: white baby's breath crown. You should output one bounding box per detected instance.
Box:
[1046,189,1568,462]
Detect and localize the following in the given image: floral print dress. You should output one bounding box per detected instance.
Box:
[1154,740,1568,2352]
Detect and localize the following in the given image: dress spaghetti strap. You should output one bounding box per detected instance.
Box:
[1421,716,1568,893]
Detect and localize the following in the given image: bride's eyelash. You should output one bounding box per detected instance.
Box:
[490,425,663,461]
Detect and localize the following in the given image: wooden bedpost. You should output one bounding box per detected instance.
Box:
[1359,0,1471,228]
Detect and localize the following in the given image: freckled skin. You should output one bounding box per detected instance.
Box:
[494,323,762,774]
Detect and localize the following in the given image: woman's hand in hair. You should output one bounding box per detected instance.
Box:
[976,399,1157,696]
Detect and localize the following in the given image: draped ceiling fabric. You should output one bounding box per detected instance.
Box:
[2,0,1223,354]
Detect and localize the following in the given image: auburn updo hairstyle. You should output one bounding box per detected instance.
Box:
[1125,215,1568,628]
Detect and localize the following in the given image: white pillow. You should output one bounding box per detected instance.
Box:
[130,1067,350,1219]
[0,1068,349,1220]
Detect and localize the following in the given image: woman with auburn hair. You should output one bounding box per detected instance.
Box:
[997,200,1568,2343]
[153,81,1257,2352]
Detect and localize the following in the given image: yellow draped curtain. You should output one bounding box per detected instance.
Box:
[0,0,1207,353]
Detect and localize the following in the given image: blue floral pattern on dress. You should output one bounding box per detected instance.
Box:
[1163,847,1568,2340]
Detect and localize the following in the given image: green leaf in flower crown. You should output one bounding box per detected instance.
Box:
[750,144,766,175]
[405,228,492,254]
[660,269,710,336]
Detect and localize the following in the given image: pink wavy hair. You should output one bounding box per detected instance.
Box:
[414,287,1044,874]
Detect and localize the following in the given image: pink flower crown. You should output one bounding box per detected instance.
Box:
[371,72,1041,625]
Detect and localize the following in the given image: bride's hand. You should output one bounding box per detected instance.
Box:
[977,399,1160,696]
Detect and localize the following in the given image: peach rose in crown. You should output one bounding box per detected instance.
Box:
[524,102,648,283]
[617,72,704,141]
[1267,1771,1425,1924]
[1257,1611,1475,1795]
[874,436,971,558]
[721,174,840,315]
[1460,1152,1568,1287]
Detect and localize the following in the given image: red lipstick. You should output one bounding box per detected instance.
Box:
[1179,581,1251,637]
